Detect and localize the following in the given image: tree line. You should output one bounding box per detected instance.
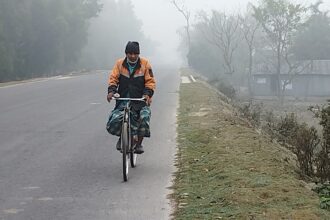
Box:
[0,0,149,82]
[176,0,330,99]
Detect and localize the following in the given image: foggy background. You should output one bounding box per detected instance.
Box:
[1,0,330,92]
[132,0,330,66]
[2,1,330,219]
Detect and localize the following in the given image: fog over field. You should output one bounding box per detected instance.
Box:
[132,0,330,66]
[1,0,330,85]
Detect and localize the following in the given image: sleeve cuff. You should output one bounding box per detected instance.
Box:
[108,85,117,94]
[143,88,154,97]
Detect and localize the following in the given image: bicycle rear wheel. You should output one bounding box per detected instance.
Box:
[121,122,129,182]
[130,139,138,168]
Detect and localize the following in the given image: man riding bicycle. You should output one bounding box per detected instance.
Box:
[106,41,156,154]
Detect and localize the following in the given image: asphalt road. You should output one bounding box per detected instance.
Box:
[0,68,179,220]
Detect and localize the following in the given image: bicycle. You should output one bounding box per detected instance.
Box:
[111,96,146,182]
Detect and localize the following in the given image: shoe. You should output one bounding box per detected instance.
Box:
[134,144,144,154]
[116,138,121,151]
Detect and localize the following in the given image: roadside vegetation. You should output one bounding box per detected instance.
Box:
[172,77,329,219]
[172,0,330,215]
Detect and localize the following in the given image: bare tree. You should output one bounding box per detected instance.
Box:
[239,8,260,96]
[281,55,311,99]
[171,0,191,48]
[252,0,307,100]
[199,11,241,75]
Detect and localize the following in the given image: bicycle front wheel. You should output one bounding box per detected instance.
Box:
[121,122,129,182]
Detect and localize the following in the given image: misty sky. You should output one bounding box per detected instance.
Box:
[131,0,330,66]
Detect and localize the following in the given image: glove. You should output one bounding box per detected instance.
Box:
[107,92,113,103]
[143,95,152,106]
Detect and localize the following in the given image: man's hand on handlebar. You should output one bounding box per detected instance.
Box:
[107,93,151,105]
[143,95,152,106]
[107,93,120,102]
[107,92,113,102]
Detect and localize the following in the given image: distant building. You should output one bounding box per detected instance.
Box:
[251,60,330,97]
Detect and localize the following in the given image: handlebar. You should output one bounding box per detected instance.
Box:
[111,97,146,102]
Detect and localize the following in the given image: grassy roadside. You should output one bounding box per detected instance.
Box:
[171,79,329,219]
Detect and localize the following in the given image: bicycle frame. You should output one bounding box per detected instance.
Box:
[114,97,146,150]
[111,96,145,181]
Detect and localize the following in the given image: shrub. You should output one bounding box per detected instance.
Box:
[275,114,320,177]
[263,110,276,139]
[316,101,330,181]
[237,101,262,127]
[313,183,330,210]
[216,81,236,99]
[275,113,300,147]
[293,125,320,177]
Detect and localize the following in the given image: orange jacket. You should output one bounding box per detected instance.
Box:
[108,57,156,98]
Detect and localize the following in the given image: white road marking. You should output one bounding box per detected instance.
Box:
[37,197,53,201]
[3,209,24,214]
[56,76,73,80]
[181,75,196,84]
[22,186,40,190]
[190,75,196,82]
[181,76,191,84]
